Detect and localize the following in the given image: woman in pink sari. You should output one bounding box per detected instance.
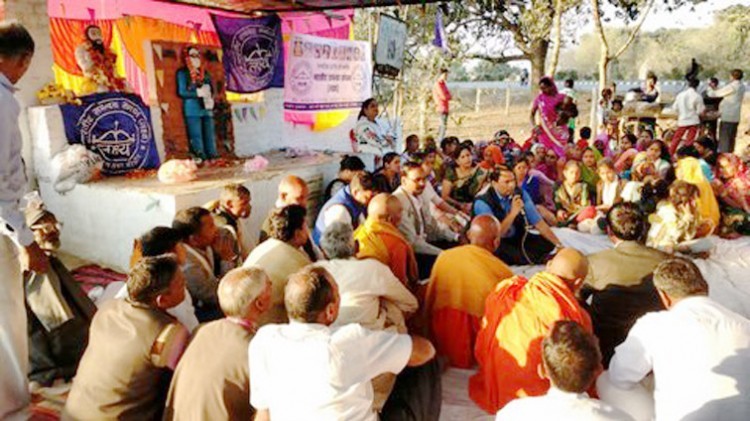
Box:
[530,76,568,157]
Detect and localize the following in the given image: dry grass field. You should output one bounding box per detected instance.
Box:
[402,88,750,153]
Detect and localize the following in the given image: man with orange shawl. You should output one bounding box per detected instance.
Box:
[354,193,418,288]
[469,248,592,413]
[423,215,512,369]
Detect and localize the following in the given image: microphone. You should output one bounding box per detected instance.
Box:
[514,187,526,216]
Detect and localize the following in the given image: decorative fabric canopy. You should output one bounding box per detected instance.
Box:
[162,0,443,13]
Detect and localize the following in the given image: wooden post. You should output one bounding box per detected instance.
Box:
[475,88,482,112]
[505,86,511,116]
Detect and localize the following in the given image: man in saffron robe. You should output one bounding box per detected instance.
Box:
[423,214,513,369]
[355,193,418,288]
[469,248,592,414]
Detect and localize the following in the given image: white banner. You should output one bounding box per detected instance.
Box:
[284,33,372,112]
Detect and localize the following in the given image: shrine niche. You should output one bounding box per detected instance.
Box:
[146,41,234,160]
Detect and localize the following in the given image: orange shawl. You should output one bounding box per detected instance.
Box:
[354,219,418,284]
[469,272,592,413]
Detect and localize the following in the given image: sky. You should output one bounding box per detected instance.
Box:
[599,0,748,32]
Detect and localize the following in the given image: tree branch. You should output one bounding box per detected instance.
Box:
[466,53,528,64]
[590,0,610,54]
[611,0,655,60]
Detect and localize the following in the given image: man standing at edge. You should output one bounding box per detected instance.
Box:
[0,21,49,420]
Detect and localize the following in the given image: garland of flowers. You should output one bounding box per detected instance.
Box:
[85,41,126,91]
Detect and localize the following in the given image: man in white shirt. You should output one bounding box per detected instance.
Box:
[497,320,632,421]
[393,162,459,279]
[250,266,436,421]
[600,258,750,421]
[708,69,746,153]
[318,222,417,332]
[318,222,418,411]
[0,21,49,420]
[669,78,705,155]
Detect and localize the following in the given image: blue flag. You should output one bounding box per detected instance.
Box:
[212,13,285,93]
[432,7,450,54]
[60,93,160,176]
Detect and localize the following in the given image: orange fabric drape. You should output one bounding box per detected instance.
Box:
[469,272,592,413]
[49,18,114,76]
[114,16,219,72]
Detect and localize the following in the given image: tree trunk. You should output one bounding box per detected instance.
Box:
[598,48,609,92]
[547,0,564,77]
[529,40,549,91]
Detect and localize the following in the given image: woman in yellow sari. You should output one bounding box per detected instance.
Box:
[676,157,720,233]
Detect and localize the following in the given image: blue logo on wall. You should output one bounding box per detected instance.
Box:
[61,93,160,176]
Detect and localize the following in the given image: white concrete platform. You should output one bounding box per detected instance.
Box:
[37,152,339,272]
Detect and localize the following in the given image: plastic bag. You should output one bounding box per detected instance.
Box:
[157,159,198,184]
[50,145,103,194]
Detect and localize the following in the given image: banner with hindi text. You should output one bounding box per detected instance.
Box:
[60,93,160,175]
[212,13,285,93]
[284,33,372,112]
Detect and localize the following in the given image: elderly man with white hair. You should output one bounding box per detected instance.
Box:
[317,222,420,414]
[165,266,272,420]
[317,222,418,333]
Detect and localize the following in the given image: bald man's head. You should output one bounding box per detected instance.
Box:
[546,248,588,290]
[467,215,501,252]
[278,176,308,207]
[368,193,390,221]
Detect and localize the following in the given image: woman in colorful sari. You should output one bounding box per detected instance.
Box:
[442,145,487,213]
[713,153,750,237]
[645,139,672,179]
[479,144,505,171]
[676,157,720,233]
[580,147,600,198]
[530,77,568,157]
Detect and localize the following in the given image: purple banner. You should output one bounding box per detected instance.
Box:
[212,13,284,93]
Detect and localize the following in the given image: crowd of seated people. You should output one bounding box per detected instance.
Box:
[18,74,750,421]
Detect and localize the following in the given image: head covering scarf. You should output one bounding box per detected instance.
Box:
[579,148,601,193]
[676,157,720,232]
[480,144,505,170]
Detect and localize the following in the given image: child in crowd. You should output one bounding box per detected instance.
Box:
[647,180,713,255]
[614,133,638,174]
[576,126,592,150]
[554,161,595,229]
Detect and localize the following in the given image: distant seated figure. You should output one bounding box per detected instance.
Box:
[373,152,402,194]
[319,222,417,333]
[24,204,96,386]
[74,24,126,94]
[165,267,271,420]
[125,226,199,332]
[325,155,366,201]
[249,266,435,420]
[600,258,750,421]
[646,180,712,254]
[243,205,311,325]
[580,203,668,366]
[470,248,592,413]
[473,167,563,265]
[205,183,252,270]
[259,175,318,261]
[63,255,189,421]
[424,215,513,369]
[496,321,633,421]
[355,193,418,287]
[313,172,377,246]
